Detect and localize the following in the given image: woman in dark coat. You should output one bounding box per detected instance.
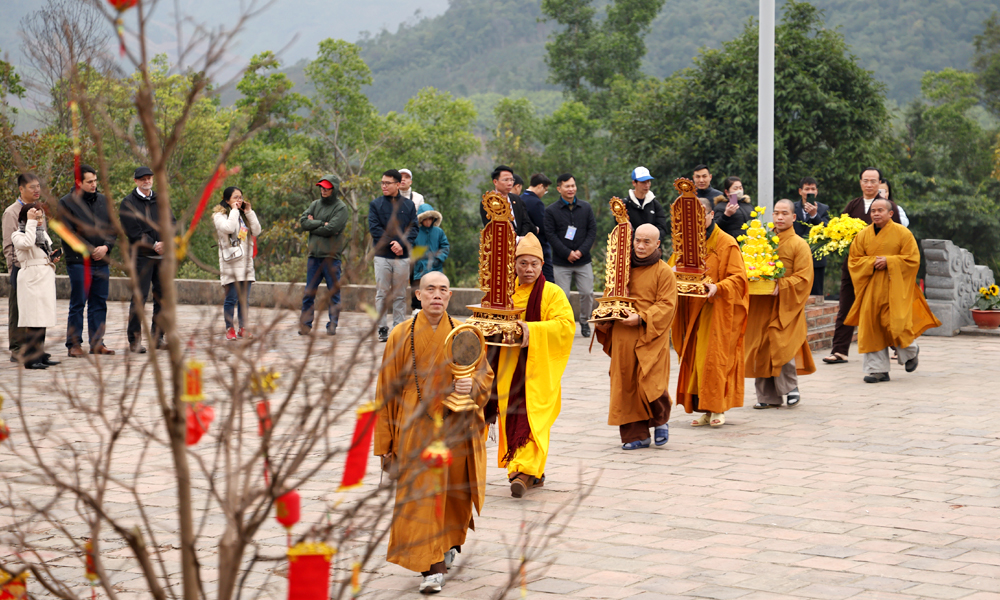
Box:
[713,176,754,239]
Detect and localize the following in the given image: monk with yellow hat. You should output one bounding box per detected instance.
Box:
[489,232,575,498]
[844,199,940,383]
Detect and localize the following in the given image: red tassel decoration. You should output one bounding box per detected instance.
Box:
[420,440,452,518]
[69,101,81,189]
[0,569,28,599]
[351,561,361,599]
[185,403,215,446]
[107,0,136,56]
[338,404,378,491]
[286,542,335,600]
[0,394,8,443]
[176,164,241,260]
[256,400,272,437]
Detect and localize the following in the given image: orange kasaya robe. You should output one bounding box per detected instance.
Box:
[844,221,941,353]
[744,227,817,378]
[597,260,678,426]
[669,226,749,414]
[373,310,494,573]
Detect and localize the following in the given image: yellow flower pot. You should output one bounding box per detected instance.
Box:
[748,279,776,295]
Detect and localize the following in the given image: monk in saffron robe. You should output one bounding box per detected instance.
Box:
[374,272,494,594]
[669,196,749,427]
[744,199,816,408]
[490,233,575,498]
[844,199,940,383]
[596,223,678,449]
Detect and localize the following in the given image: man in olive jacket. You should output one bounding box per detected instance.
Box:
[300,174,349,335]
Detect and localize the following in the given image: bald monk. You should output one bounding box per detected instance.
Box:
[490,232,575,498]
[374,272,494,594]
[844,199,940,383]
[744,199,816,409]
[596,223,678,449]
[668,196,749,427]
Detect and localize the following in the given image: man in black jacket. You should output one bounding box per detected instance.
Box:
[58,164,116,357]
[369,169,418,342]
[625,166,668,243]
[520,173,553,281]
[792,177,830,296]
[119,166,176,353]
[479,166,536,238]
[692,164,723,201]
[544,173,597,338]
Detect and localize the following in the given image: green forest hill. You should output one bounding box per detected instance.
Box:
[356,0,997,112]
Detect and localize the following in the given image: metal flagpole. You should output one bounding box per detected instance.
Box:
[758,0,775,217]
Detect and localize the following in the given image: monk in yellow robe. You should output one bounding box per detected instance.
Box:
[596,223,678,449]
[844,199,940,383]
[669,196,749,427]
[490,233,575,498]
[374,272,494,594]
[744,199,816,409]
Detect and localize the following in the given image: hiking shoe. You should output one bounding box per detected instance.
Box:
[580,322,591,338]
[378,326,389,342]
[863,372,890,383]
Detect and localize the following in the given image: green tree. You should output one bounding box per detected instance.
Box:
[610,0,894,207]
[485,97,542,180]
[974,11,1000,118]
[541,0,665,117]
[236,51,310,144]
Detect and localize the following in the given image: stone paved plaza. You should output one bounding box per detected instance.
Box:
[1,299,999,599]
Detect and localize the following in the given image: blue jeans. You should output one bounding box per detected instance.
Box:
[301,257,341,330]
[66,263,110,349]
[224,281,252,329]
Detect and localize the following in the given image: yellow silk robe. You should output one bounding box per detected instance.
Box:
[844,221,941,353]
[495,279,575,478]
[744,227,817,378]
[373,311,494,573]
[669,226,749,414]
[597,260,678,426]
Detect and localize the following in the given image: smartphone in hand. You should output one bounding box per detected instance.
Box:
[50,248,63,260]
[728,193,739,206]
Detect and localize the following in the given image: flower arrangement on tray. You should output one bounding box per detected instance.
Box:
[807,214,867,260]
[737,205,786,295]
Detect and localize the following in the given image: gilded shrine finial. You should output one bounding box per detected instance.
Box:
[590,197,637,322]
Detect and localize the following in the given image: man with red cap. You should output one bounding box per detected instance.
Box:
[299,174,349,335]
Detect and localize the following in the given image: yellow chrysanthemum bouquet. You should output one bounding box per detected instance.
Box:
[807,214,867,260]
[974,284,1000,310]
[737,205,786,295]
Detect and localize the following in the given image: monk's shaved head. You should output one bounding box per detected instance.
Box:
[869,198,893,227]
[635,223,660,240]
[420,271,450,289]
[775,199,795,212]
[871,198,892,212]
[698,196,713,212]
[634,223,661,259]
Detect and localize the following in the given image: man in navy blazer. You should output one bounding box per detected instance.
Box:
[791,177,829,297]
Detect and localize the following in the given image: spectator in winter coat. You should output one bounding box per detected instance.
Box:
[213,186,262,341]
[300,174,349,336]
[409,204,450,310]
[625,166,668,244]
[370,169,419,341]
[713,176,754,239]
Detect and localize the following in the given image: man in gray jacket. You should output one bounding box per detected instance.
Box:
[300,174,349,335]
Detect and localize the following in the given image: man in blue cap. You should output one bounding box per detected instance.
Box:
[625,167,668,243]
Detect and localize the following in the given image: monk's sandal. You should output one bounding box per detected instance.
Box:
[864,373,890,383]
[786,390,800,407]
[622,438,651,450]
[654,424,669,446]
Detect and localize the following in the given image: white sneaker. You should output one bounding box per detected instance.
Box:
[444,547,457,569]
[419,573,444,594]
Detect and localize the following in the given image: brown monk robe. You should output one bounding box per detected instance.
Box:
[744,200,817,408]
[668,197,749,427]
[844,200,940,382]
[373,272,494,592]
[596,223,678,448]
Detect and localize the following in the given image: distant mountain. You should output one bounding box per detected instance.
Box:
[359,0,999,112]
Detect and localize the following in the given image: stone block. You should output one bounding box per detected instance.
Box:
[923,302,962,337]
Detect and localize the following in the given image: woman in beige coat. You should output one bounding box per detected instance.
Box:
[11,204,58,369]
[213,187,262,340]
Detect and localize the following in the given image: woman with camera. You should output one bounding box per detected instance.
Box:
[11,203,59,369]
[213,187,262,341]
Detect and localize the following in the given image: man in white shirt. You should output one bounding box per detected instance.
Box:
[398,168,424,210]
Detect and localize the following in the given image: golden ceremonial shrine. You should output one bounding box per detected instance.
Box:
[671,178,711,297]
[465,191,525,346]
[590,197,636,322]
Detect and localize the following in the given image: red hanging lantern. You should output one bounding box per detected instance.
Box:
[185,403,215,446]
[286,542,335,600]
[0,394,9,442]
[275,490,300,530]
[107,0,137,8]
[420,440,452,517]
[337,404,378,491]
[0,568,28,600]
